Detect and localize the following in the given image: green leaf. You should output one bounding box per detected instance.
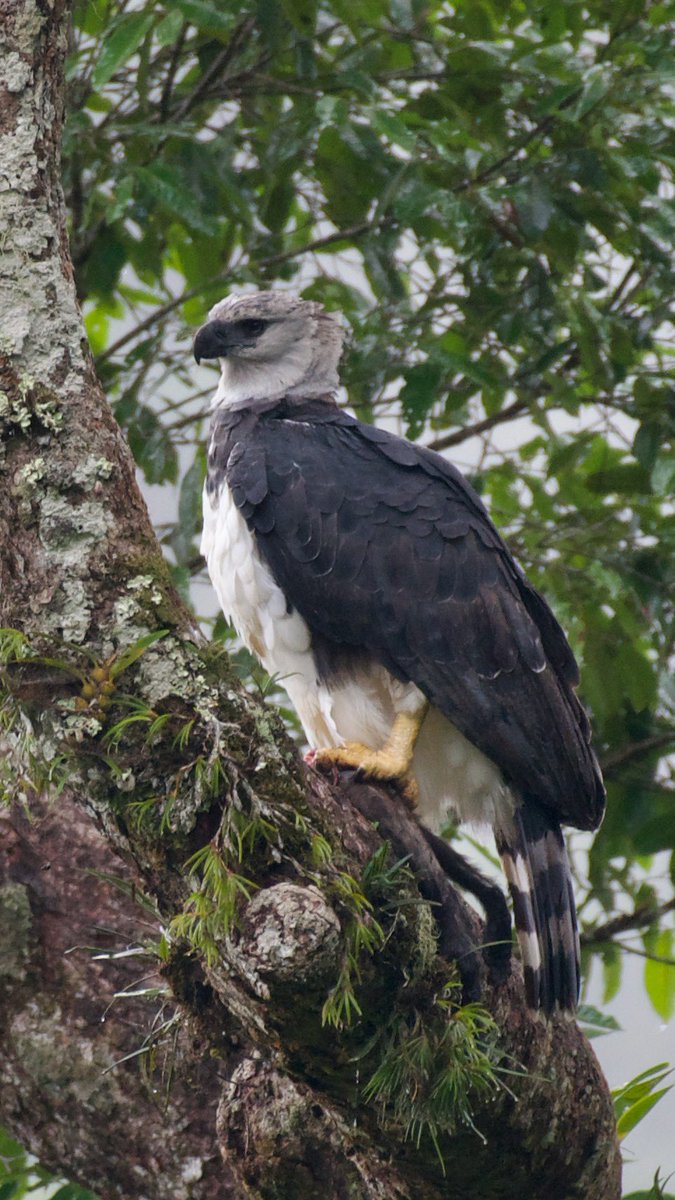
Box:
[371,109,417,152]
[170,454,207,564]
[84,307,109,356]
[624,1193,675,1199]
[135,165,219,236]
[73,0,110,36]
[78,225,127,299]
[111,630,170,678]
[644,929,675,1021]
[0,1128,25,1160]
[633,422,664,472]
[568,68,609,119]
[400,362,442,437]
[633,803,675,857]
[601,947,622,1005]
[585,464,652,495]
[91,13,155,90]
[126,404,178,484]
[613,1063,672,1129]
[617,1087,672,1139]
[651,453,675,496]
[171,0,236,34]
[516,177,554,236]
[279,0,317,33]
[624,1182,675,1200]
[315,126,379,224]
[155,10,184,45]
[616,642,657,712]
[50,1186,98,1200]
[106,175,134,225]
[576,1003,621,1038]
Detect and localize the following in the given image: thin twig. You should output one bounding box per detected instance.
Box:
[172,17,257,122]
[582,898,675,947]
[426,398,529,452]
[601,733,675,776]
[158,22,187,121]
[454,115,556,193]
[606,260,637,312]
[609,944,675,967]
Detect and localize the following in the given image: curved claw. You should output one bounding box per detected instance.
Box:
[313,742,419,809]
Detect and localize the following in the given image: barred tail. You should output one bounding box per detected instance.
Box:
[497,803,580,1013]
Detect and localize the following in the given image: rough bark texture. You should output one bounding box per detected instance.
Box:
[0,2,622,1197]
[0,794,235,1199]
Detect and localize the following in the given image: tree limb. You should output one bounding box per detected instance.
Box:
[583,898,675,947]
[0,795,236,1200]
[426,398,530,452]
[601,734,675,776]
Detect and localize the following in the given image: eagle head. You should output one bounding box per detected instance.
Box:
[193,291,345,407]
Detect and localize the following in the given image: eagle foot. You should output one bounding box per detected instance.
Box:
[312,743,419,808]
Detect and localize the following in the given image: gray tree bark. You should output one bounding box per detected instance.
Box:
[0,2,622,1197]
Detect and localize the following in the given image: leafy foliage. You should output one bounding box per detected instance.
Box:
[319,858,387,1028]
[577,1002,622,1039]
[624,1175,675,1200]
[171,842,259,963]
[362,985,503,1168]
[0,1126,95,1199]
[613,1063,673,1140]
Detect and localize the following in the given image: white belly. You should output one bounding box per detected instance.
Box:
[202,483,340,746]
[202,484,513,835]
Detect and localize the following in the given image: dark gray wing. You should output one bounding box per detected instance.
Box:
[221,404,605,831]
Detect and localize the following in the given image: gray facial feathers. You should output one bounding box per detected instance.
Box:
[195,291,345,408]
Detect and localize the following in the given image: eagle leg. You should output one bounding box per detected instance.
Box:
[345,779,482,1003]
[420,827,513,988]
[312,710,426,807]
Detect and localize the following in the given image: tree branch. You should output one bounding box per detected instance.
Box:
[601,733,675,776]
[171,17,258,122]
[426,398,529,453]
[0,795,234,1200]
[583,898,675,947]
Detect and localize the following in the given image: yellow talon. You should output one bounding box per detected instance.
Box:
[312,709,427,809]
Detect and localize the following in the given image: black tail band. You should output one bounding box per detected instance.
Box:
[497,802,580,1013]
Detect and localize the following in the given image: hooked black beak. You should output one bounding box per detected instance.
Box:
[193,320,235,365]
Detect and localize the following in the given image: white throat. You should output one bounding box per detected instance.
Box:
[212,345,339,410]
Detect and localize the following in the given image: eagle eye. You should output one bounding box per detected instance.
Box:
[238,318,266,338]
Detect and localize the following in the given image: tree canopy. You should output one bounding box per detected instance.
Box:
[1,0,673,1194]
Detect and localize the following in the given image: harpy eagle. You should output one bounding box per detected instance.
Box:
[194,291,605,1012]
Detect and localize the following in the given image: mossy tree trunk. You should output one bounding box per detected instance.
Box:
[0,2,621,1197]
